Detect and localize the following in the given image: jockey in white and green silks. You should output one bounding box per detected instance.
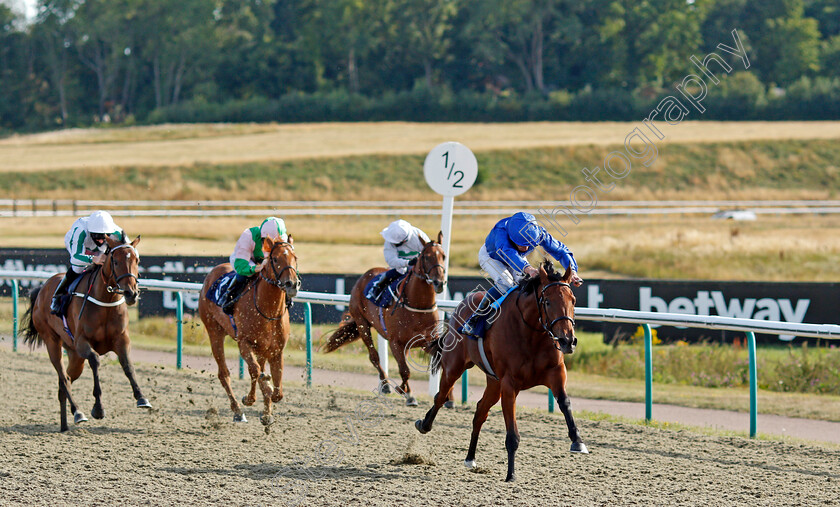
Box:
[51,210,125,314]
[221,217,289,314]
[366,219,430,300]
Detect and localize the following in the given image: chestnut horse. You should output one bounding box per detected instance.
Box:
[415,261,588,481]
[198,237,300,425]
[22,235,151,432]
[323,232,446,406]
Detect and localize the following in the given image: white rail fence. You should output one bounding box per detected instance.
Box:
[3,269,839,437]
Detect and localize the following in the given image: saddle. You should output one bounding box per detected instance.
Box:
[54,272,91,318]
[206,271,237,308]
[461,286,517,340]
[364,272,407,308]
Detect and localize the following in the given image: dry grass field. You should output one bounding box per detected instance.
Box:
[4,121,840,172]
[3,213,839,280]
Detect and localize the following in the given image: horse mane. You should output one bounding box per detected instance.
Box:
[519,259,563,295]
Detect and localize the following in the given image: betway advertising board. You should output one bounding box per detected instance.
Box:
[2,249,836,343]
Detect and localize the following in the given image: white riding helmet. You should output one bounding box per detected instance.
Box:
[260,217,288,241]
[381,220,412,244]
[87,210,119,234]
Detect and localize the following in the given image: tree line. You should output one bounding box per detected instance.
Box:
[2,0,840,131]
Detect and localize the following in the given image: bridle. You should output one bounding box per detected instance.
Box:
[517,280,575,351]
[254,241,300,321]
[416,242,446,286]
[103,244,139,294]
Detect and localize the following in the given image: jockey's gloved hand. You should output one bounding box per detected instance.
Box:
[408,257,418,266]
[523,265,539,278]
[571,271,584,287]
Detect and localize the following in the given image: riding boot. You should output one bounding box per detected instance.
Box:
[222,275,249,315]
[50,269,80,315]
[459,292,494,337]
[367,268,399,300]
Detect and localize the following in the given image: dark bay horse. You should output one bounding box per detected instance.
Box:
[22,235,151,432]
[415,261,588,481]
[198,237,300,425]
[323,232,446,406]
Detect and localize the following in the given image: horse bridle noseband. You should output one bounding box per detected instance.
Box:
[516,280,575,350]
[254,241,301,320]
[103,244,139,294]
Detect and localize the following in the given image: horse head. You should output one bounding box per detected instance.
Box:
[536,260,577,354]
[416,231,447,294]
[104,235,141,305]
[261,236,301,299]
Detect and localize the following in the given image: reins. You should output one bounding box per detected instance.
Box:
[514,279,575,351]
[251,241,300,321]
[392,242,444,314]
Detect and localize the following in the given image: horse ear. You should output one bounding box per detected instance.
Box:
[131,235,141,248]
[288,234,294,245]
[105,235,119,249]
[562,263,573,283]
[437,231,443,244]
[539,262,549,282]
[419,235,427,247]
[262,236,275,251]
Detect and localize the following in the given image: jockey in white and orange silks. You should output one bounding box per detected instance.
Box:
[221,217,289,314]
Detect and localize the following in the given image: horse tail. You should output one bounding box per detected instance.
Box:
[322,320,361,353]
[22,286,43,347]
[425,336,444,375]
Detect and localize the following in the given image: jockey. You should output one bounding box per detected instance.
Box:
[365,219,430,300]
[459,211,583,337]
[51,210,125,314]
[222,217,289,315]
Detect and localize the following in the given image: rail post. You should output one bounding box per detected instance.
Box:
[12,279,19,352]
[176,292,183,369]
[461,371,468,404]
[644,323,653,422]
[239,356,244,380]
[747,331,757,438]
[305,302,312,388]
[548,389,555,413]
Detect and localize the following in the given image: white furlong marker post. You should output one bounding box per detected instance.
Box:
[423,142,478,398]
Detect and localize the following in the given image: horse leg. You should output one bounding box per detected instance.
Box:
[550,367,588,454]
[357,321,389,390]
[208,321,245,422]
[270,353,284,403]
[464,378,501,469]
[45,338,74,432]
[414,359,464,434]
[258,356,276,427]
[113,336,152,409]
[239,344,259,407]
[500,383,520,482]
[77,340,105,420]
[390,340,416,406]
[65,350,89,425]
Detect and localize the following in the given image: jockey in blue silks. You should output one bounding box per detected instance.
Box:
[459,211,583,337]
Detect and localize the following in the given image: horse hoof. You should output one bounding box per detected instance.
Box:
[74,411,88,424]
[444,400,454,409]
[91,406,105,420]
[379,383,391,394]
[405,396,418,407]
[570,442,589,454]
[137,398,152,409]
[241,396,255,406]
[233,413,248,423]
[414,420,428,434]
[464,459,477,469]
[261,415,274,427]
[505,474,516,483]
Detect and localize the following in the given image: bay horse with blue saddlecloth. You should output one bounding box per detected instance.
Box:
[198,236,300,425]
[323,232,446,406]
[22,235,151,432]
[415,260,588,481]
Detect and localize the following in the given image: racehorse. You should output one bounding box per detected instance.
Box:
[22,235,151,432]
[414,260,588,481]
[323,232,446,406]
[197,237,300,425]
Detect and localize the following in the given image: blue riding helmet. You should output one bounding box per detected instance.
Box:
[505,212,541,247]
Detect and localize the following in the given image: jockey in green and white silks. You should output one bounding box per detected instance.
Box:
[51,210,125,314]
[366,219,430,300]
[221,217,288,315]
